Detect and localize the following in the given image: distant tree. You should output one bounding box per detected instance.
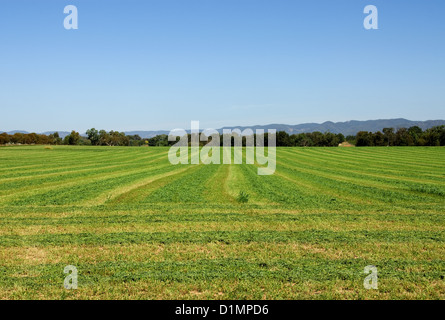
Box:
[302,132,319,146]
[37,134,51,145]
[149,134,169,146]
[98,130,111,146]
[80,137,92,145]
[64,130,81,145]
[298,134,314,147]
[10,133,23,144]
[127,134,143,146]
[54,132,63,145]
[355,131,373,146]
[424,126,445,146]
[336,133,345,144]
[395,128,414,146]
[127,134,142,141]
[277,131,291,146]
[408,126,423,145]
[383,128,395,146]
[345,135,356,145]
[0,132,10,144]
[439,126,445,146]
[48,132,62,145]
[373,131,385,146]
[323,132,341,146]
[422,126,442,146]
[23,133,38,144]
[86,128,100,145]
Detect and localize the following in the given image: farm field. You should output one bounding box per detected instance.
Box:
[0,145,444,299]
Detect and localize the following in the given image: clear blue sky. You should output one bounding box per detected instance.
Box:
[0,0,444,133]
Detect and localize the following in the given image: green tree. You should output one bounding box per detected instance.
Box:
[0,133,10,144]
[86,128,100,145]
[373,131,385,146]
[383,128,395,146]
[336,133,345,144]
[345,135,356,145]
[408,126,423,145]
[99,130,111,146]
[11,133,24,144]
[277,131,291,146]
[356,131,373,146]
[422,126,442,146]
[395,128,414,146]
[65,130,81,145]
[49,132,62,145]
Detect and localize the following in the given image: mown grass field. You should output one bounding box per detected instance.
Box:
[0,145,444,300]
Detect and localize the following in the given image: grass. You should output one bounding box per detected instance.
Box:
[0,145,444,299]
[236,191,250,203]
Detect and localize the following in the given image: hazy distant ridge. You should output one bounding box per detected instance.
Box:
[219,119,445,137]
[3,119,444,139]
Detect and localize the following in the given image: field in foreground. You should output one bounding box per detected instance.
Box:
[0,146,444,299]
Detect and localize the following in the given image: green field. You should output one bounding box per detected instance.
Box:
[0,145,444,299]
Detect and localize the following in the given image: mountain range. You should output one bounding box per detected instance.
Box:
[2,118,445,139]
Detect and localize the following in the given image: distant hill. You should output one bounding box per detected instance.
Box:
[41,131,72,139]
[218,119,445,137]
[124,130,170,139]
[2,119,444,138]
[0,131,72,139]
[121,119,445,138]
[3,130,29,135]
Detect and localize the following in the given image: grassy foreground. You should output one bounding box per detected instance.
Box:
[0,145,444,299]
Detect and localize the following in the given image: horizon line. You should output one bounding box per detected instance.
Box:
[2,117,445,134]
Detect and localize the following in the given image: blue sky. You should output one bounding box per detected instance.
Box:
[0,0,444,132]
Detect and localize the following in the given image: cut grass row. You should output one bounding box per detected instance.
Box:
[0,145,443,299]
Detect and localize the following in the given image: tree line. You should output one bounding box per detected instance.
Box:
[1,126,444,147]
[154,127,445,147]
[0,130,146,146]
[348,126,445,147]
[119,132,347,147]
[0,130,345,147]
